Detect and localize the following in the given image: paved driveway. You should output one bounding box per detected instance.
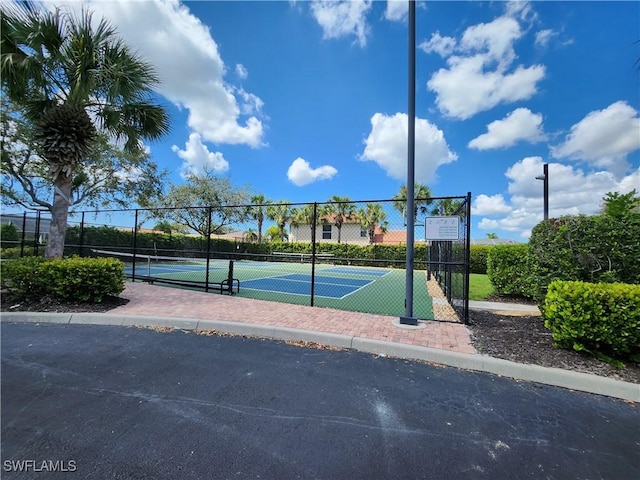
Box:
[2,322,638,479]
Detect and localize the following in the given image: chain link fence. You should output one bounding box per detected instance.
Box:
[2,195,470,323]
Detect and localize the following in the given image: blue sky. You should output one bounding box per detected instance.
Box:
[37,1,640,238]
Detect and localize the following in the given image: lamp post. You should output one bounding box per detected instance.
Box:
[535,163,549,221]
[400,0,417,326]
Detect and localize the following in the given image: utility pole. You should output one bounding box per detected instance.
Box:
[400,0,417,326]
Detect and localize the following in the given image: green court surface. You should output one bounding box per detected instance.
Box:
[134,259,434,319]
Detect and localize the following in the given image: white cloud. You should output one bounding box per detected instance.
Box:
[384,0,408,22]
[551,101,640,174]
[172,133,229,178]
[233,87,264,116]
[535,29,557,48]
[419,32,456,57]
[425,7,545,119]
[468,108,546,150]
[459,16,522,68]
[428,59,544,120]
[471,194,512,215]
[360,113,457,183]
[476,156,640,238]
[310,0,372,47]
[504,0,537,23]
[287,157,338,186]
[235,64,248,80]
[69,0,265,148]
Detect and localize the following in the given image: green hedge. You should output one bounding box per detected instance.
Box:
[544,281,640,363]
[1,256,125,302]
[66,226,434,269]
[486,244,535,297]
[1,223,20,249]
[529,215,640,306]
[469,245,491,274]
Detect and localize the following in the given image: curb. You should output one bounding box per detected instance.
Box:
[2,312,638,403]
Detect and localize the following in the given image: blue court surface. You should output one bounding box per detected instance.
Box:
[241,274,373,299]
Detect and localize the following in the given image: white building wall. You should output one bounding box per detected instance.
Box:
[289,223,370,245]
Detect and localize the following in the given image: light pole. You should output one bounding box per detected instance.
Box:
[535,163,549,221]
[400,0,417,326]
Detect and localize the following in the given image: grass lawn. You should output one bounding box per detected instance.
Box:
[469,273,494,301]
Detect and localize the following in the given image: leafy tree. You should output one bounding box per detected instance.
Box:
[264,225,286,243]
[1,222,20,248]
[1,97,167,213]
[429,198,464,216]
[290,203,318,241]
[247,194,268,243]
[486,233,498,239]
[601,189,640,219]
[156,171,251,237]
[323,195,356,243]
[358,203,388,245]
[392,183,432,223]
[1,3,170,257]
[152,220,188,236]
[265,201,291,242]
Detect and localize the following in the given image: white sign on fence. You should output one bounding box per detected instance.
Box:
[424,216,460,240]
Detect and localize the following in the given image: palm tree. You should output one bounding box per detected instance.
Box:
[265,200,290,242]
[1,3,170,257]
[248,194,267,243]
[323,195,356,243]
[358,203,388,245]
[393,183,432,224]
[290,203,318,242]
[429,198,464,216]
[243,228,258,243]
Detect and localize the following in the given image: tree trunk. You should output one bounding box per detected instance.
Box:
[45,174,72,258]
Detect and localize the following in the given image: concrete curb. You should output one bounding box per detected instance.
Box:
[2,312,638,403]
[468,300,540,314]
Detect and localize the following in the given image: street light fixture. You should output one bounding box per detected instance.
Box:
[535,163,549,221]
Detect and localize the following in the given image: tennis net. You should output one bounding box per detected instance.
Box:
[91,249,335,276]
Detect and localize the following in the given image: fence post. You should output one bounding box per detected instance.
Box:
[20,212,26,257]
[310,202,317,307]
[132,209,139,279]
[34,210,41,257]
[205,206,212,293]
[463,192,472,323]
[79,211,85,257]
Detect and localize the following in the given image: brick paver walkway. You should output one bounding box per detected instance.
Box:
[110,282,476,354]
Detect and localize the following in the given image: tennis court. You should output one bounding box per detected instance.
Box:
[241,273,378,299]
[98,250,434,318]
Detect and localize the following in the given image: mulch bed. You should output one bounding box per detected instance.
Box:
[468,309,640,384]
[2,292,638,384]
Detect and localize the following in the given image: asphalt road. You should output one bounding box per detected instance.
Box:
[2,322,638,480]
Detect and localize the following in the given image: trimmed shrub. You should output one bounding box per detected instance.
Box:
[486,244,535,297]
[1,256,125,302]
[1,247,24,259]
[469,245,491,274]
[544,280,640,363]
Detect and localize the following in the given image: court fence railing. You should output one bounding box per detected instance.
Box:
[4,195,471,323]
